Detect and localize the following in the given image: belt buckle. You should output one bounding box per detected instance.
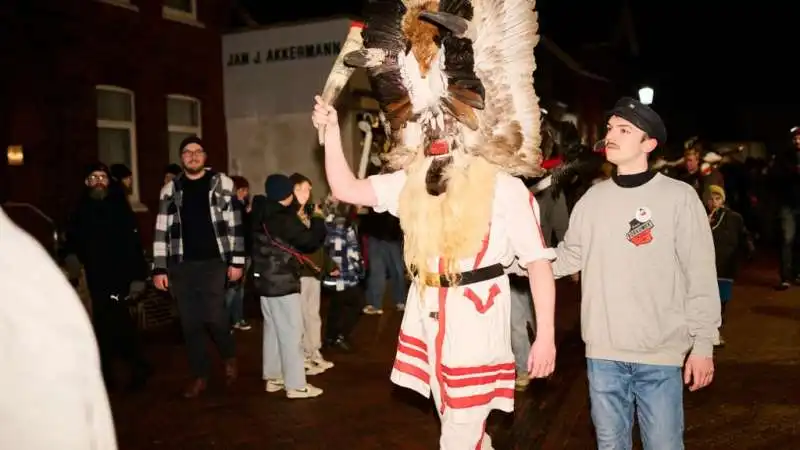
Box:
[425,274,441,288]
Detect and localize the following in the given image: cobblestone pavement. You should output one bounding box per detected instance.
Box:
[110,260,800,449]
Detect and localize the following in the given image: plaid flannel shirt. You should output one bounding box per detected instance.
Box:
[322,216,364,291]
[152,171,245,274]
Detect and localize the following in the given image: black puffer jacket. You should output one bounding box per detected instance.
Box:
[251,199,326,297]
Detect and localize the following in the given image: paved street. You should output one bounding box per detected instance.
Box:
[110,258,800,449]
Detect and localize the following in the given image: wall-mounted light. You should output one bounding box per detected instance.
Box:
[638,86,654,105]
[7,145,23,166]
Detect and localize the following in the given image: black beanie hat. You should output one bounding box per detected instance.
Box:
[264,174,294,202]
[178,135,204,154]
[84,162,110,179]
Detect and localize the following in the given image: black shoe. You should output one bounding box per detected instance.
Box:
[334,336,353,352]
[775,281,791,291]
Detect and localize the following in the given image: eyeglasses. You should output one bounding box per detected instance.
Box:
[87,174,108,182]
[182,149,206,157]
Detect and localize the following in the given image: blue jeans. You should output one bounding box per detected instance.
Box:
[587,359,684,450]
[366,237,407,308]
[225,283,244,325]
[509,279,534,373]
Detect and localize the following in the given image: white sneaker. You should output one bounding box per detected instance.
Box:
[305,365,326,376]
[362,305,383,315]
[286,384,323,399]
[265,378,284,393]
[311,353,335,370]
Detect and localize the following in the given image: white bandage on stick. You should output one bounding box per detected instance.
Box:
[318,22,365,145]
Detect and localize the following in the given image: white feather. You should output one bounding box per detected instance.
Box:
[399,45,449,147]
[469,0,541,167]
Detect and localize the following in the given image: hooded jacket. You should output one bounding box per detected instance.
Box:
[251,199,326,297]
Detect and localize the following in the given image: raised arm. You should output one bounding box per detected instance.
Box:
[312,96,377,207]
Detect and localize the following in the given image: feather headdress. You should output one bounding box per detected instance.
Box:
[341,0,543,177]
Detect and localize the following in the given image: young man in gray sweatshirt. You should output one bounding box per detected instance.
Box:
[553,97,721,449]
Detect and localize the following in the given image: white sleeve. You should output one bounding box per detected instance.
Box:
[367,170,407,217]
[502,176,557,267]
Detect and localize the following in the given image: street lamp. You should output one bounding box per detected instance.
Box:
[638,86,654,105]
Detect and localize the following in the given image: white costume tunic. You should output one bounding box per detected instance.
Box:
[369,170,555,428]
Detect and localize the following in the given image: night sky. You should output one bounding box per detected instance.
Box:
[233,1,798,149]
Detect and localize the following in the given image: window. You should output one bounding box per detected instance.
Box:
[96,85,143,209]
[167,95,202,165]
[163,0,198,23]
[95,0,138,11]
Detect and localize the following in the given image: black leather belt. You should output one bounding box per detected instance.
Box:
[422,263,504,288]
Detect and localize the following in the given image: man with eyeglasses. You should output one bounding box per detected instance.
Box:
[152,136,245,398]
[63,162,151,392]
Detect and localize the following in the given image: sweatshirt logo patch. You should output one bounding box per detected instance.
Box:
[626,207,654,246]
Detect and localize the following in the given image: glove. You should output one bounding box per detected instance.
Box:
[129,280,146,298]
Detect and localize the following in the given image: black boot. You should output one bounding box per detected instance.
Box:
[334,335,353,352]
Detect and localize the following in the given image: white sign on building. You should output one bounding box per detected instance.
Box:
[222,18,361,196]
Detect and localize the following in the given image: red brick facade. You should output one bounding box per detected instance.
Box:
[0,0,229,247]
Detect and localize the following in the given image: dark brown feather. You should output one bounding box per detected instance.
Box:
[425,156,453,196]
[359,0,410,135]
[448,85,484,109]
[441,97,479,130]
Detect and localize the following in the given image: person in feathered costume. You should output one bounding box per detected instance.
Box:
[312,1,556,447]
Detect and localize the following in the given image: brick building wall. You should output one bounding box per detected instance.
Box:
[0,0,230,248]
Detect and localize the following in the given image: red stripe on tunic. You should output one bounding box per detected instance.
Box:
[448,388,516,409]
[397,343,428,364]
[463,283,501,313]
[476,419,488,450]
[435,257,449,414]
[442,370,516,388]
[473,230,491,268]
[398,330,428,352]
[441,362,516,376]
[393,360,429,383]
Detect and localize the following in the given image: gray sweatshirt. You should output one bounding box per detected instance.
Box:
[553,173,721,366]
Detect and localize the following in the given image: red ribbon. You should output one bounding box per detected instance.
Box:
[542,157,562,170]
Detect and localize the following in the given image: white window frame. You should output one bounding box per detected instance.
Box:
[162,0,203,28]
[167,94,202,164]
[96,85,146,211]
[95,0,139,11]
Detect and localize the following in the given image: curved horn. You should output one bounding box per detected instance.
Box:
[318,22,365,145]
[418,11,469,37]
[343,48,386,69]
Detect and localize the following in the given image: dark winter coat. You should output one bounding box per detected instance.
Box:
[251,199,326,297]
